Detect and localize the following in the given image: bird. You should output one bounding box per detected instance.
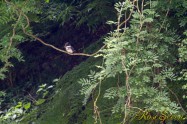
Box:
[64,42,75,53]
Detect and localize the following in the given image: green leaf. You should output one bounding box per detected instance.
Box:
[53,78,59,83]
[35,99,46,105]
[39,84,47,88]
[45,0,49,3]
[23,102,31,110]
[15,102,22,108]
[143,18,153,23]
[43,91,49,98]
[106,21,117,25]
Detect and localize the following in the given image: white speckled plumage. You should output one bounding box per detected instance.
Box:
[64,42,75,53]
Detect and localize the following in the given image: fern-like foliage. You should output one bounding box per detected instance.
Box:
[78,70,99,105]
[79,0,187,123]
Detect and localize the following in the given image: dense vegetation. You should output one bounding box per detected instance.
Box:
[0,0,187,124]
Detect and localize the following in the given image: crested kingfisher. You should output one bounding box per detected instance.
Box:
[64,42,75,53]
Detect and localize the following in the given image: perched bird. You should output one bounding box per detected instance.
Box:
[64,42,75,53]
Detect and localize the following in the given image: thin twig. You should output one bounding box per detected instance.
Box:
[6,2,22,54]
[159,0,172,32]
[27,92,37,103]
[166,86,187,114]
[93,59,104,124]
[4,0,106,57]
[23,27,105,57]
[121,54,131,124]
[118,0,136,28]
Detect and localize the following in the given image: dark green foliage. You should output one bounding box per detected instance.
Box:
[78,0,187,123]
[0,0,116,80]
[42,0,117,31]
[0,0,41,80]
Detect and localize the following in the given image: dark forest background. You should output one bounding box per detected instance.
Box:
[0,0,187,124]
